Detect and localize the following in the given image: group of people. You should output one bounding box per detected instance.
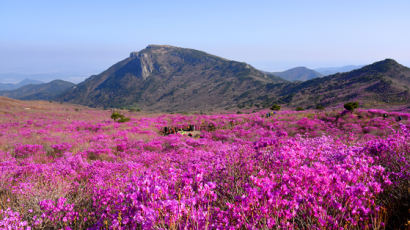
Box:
[161,123,219,136]
[264,111,276,118]
[382,113,403,121]
[162,125,195,135]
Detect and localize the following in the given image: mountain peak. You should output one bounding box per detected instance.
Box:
[273,66,323,81]
[364,58,403,73]
[291,66,310,70]
[373,58,400,67]
[379,58,398,64]
[130,44,179,57]
[146,44,176,49]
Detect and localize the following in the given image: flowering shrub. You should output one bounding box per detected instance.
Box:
[38,197,78,228]
[0,106,408,229]
[0,208,28,230]
[51,143,72,154]
[13,144,43,158]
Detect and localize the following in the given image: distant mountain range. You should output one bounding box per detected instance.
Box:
[59,45,409,111]
[0,79,43,91]
[1,45,408,111]
[314,65,364,76]
[0,73,86,84]
[272,67,323,81]
[0,80,75,101]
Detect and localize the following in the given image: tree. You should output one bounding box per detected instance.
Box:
[344,102,359,112]
[111,111,130,123]
[270,104,281,111]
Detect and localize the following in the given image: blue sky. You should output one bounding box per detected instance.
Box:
[1,0,409,82]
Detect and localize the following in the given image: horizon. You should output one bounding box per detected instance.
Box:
[1,0,410,83]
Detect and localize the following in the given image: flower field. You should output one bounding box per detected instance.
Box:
[0,101,409,229]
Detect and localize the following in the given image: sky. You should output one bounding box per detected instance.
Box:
[1,0,410,83]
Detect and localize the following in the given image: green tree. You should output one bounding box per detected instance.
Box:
[270,104,281,111]
[111,111,130,123]
[344,102,359,112]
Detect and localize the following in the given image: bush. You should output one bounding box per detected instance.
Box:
[344,102,359,112]
[111,111,130,123]
[295,107,304,111]
[270,104,281,111]
[110,111,123,121]
[118,117,130,123]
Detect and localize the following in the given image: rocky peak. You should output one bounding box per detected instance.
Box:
[129,44,178,58]
[146,44,175,49]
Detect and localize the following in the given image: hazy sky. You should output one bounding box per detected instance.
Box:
[1,0,409,82]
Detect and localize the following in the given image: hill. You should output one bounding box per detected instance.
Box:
[278,59,410,108]
[0,79,43,91]
[0,80,75,101]
[59,45,286,111]
[273,67,323,81]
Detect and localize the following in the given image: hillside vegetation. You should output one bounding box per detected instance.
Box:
[0,98,408,229]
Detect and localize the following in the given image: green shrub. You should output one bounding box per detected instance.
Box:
[270,104,281,111]
[344,102,359,112]
[295,107,304,111]
[111,111,122,121]
[111,111,130,123]
[118,117,130,123]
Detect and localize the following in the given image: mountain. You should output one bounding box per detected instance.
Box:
[59,45,286,111]
[0,80,75,100]
[0,73,87,84]
[315,65,363,76]
[273,67,323,81]
[58,44,409,111]
[279,59,410,107]
[0,79,43,91]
